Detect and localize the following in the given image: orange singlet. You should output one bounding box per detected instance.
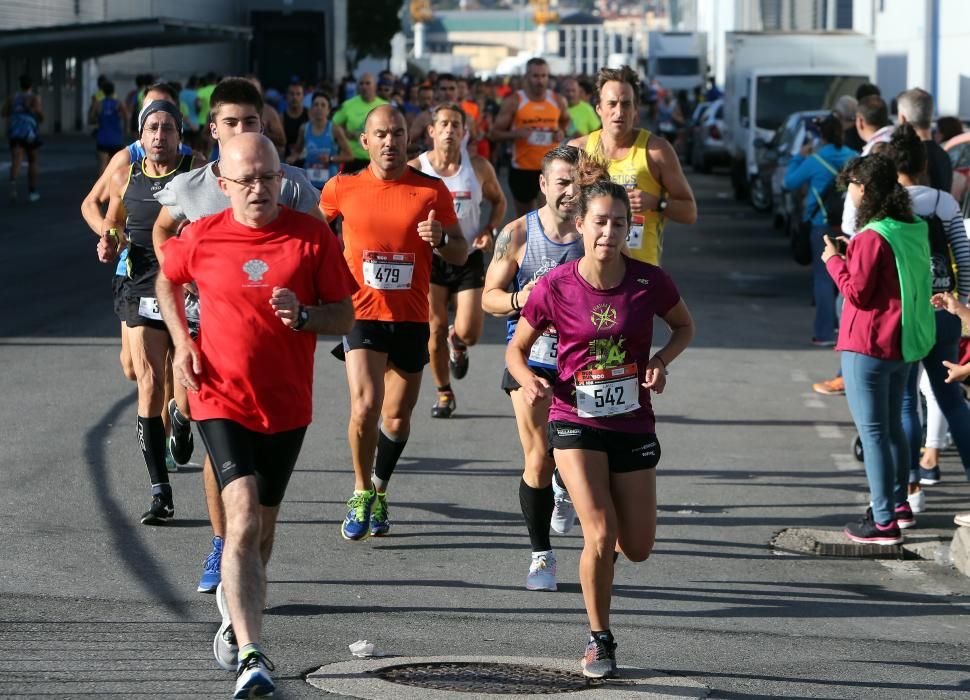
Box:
[511,89,561,171]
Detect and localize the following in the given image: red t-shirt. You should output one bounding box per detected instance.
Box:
[161,207,358,433]
[321,166,458,323]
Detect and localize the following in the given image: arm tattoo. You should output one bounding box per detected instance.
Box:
[494,230,512,260]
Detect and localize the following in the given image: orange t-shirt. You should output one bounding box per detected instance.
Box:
[322,166,458,323]
[461,100,480,123]
[512,89,561,171]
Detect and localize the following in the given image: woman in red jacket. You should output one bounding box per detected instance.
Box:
[821,153,934,545]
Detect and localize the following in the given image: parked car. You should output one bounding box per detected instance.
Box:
[688,99,729,173]
[750,109,829,218]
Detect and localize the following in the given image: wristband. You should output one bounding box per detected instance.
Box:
[653,354,669,375]
[511,291,520,311]
[107,228,119,243]
[292,305,309,331]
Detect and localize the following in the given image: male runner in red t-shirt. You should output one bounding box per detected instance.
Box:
[322,105,467,540]
[157,133,357,698]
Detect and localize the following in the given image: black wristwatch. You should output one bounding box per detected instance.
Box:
[292,305,310,331]
[433,232,449,250]
[656,194,669,213]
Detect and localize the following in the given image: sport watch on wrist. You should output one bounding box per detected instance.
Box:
[433,232,449,250]
[656,194,669,213]
[292,305,310,331]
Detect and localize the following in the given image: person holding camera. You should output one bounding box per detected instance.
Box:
[784,113,859,346]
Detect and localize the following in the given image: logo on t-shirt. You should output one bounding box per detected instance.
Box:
[243,259,269,286]
[590,303,617,331]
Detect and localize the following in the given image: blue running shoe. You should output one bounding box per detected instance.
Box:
[234,650,275,698]
[369,492,391,536]
[919,465,941,485]
[165,445,179,473]
[341,489,375,541]
[198,536,223,593]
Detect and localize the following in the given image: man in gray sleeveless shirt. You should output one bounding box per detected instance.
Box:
[151,77,324,597]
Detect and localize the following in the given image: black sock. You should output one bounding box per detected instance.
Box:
[519,479,554,552]
[373,428,408,491]
[437,383,452,394]
[137,415,170,494]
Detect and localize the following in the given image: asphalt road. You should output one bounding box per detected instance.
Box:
[1,136,969,699]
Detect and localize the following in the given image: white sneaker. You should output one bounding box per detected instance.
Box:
[234,651,275,698]
[908,488,926,514]
[526,550,557,591]
[213,582,238,671]
[954,512,970,528]
[550,474,576,534]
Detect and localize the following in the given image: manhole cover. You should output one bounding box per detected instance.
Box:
[371,661,594,694]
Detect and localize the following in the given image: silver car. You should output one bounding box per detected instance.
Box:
[689,99,729,173]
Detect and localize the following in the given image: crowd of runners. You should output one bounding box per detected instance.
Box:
[70,59,706,697]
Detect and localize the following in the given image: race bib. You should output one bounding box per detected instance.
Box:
[363,250,414,290]
[528,327,559,368]
[627,214,644,250]
[138,296,163,321]
[575,363,640,418]
[527,130,554,146]
[452,190,473,220]
[307,165,330,187]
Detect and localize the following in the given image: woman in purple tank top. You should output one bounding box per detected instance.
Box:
[506,171,695,679]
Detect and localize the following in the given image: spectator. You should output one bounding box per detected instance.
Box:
[897,88,952,191]
[936,116,964,144]
[855,82,881,101]
[840,96,895,236]
[834,95,864,152]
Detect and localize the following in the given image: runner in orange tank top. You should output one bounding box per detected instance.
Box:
[490,58,570,217]
[321,105,467,542]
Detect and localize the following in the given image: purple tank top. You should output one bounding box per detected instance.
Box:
[521,257,680,433]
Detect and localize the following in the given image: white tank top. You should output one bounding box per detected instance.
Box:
[418,151,483,244]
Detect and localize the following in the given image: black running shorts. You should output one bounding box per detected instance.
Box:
[508,167,542,204]
[197,419,307,507]
[501,366,558,396]
[122,289,168,332]
[547,420,661,473]
[431,248,486,293]
[334,320,431,374]
[112,274,129,323]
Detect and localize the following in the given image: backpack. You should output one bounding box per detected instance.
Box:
[923,190,956,294]
[808,154,845,230]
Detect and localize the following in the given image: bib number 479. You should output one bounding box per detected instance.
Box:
[374,267,400,285]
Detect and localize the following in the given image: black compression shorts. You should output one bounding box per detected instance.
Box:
[431,248,486,293]
[547,420,661,473]
[332,320,431,374]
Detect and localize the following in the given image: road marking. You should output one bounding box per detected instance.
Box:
[791,369,810,383]
[802,392,824,409]
[830,453,861,471]
[815,424,844,439]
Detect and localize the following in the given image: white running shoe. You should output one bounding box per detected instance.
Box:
[907,489,926,514]
[234,651,275,698]
[526,551,557,591]
[550,474,576,534]
[214,582,238,671]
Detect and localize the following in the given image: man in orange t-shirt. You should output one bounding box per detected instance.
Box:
[322,105,467,541]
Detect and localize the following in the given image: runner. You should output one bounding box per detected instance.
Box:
[409,103,506,418]
[89,80,127,173]
[157,133,356,698]
[95,100,200,525]
[408,73,461,156]
[3,75,44,202]
[506,167,694,678]
[322,105,467,540]
[287,91,354,189]
[490,58,570,217]
[569,65,697,266]
[482,144,585,590]
[281,79,308,163]
[331,73,388,174]
[152,76,325,593]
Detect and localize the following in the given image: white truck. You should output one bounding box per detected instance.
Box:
[645,31,708,93]
[722,31,876,200]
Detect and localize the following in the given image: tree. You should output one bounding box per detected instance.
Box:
[347,0,402,68]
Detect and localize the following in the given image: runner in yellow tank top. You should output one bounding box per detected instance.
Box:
[569,66,696,266]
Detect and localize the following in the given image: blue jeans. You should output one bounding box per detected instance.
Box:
[811,225,836,341]
[902,310,970,480]
[842,351,910,524]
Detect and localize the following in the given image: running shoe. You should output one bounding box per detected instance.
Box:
[167,398,194,465]
[140,494,174,525]
[844,508,902,545]
[550,472,576,534]
[811,337,836,347]
[907,488,926,514]
[214,582,238,671]
[894,502,916,529]
[431,390,456,418]
[919,465,941,485]
[812,376,845,395]
[341,489,375,541]
[28,191,40,203]
[448,325,469,379]
[165,447,178,473]
[526,551,557,591]
[198,536,223,593]
[582,634,618,679]
[369,492,391,537]
[234,650,275,698]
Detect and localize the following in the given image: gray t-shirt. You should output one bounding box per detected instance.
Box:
[154,161,320,222]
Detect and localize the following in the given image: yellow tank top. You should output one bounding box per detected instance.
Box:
[512,89,561,171]
[584,129,665,265]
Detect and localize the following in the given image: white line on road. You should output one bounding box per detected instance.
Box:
[830,453,861,471]
[815,424,844,439]
[802,392,825,409]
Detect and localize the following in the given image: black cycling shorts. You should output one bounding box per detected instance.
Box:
[501,365,558,396]
[197,419,307,507]
[431,248,486,293]
[333,320,430,374]
[547,420,661,473]
[508,167,542,204]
